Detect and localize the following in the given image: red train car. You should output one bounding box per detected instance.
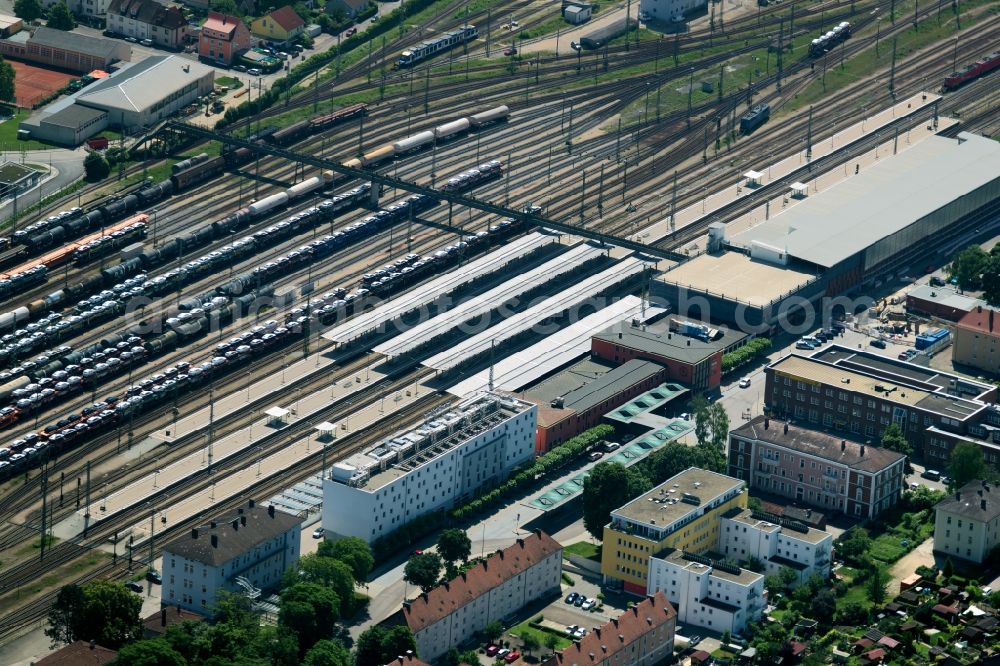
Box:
[944,51,1000,90]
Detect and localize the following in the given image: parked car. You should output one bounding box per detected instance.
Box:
[870,338,887,349]
[930,276,946,287]
[486,645,501,657]
[738,377,751,388]
[248,68,262,76]
[503,45,517,56]
[125,581,144,593]
[581,597,596,610]
[588,451,603,462]
[688,635,703,647]
[565,592,579,604]
[345,27,357,36]
[574,595,585,607]
[146,570,162,584]
[312,527,325,539]
[503,651,520,663]
[140,38,153,47]
[570,41,581,50]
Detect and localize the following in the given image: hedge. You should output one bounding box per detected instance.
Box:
[217,0,441,128]
[721,338,772,373]
[450,424,615,521]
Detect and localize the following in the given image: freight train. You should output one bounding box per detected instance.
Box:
[397,25,478,68]
[0,202,535,479]
[809,21,851,57]
[267,103,369,146]
[343,106,509,170]
[943,51,1000,90]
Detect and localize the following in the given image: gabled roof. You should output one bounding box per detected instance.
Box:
[203,10,243,38]
[266,5,305,31]
[382,656,432,666]
[957,306,1000,336]
[108,0,185,29]
[29,27,122,60]
[543,593,676,666]
[77,56,213,113]
[934,480,1000,522]
[402,531,562,633]
[35,641,117,665]
[143,607,204,636]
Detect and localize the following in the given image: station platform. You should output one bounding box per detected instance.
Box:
[630,92,946,249]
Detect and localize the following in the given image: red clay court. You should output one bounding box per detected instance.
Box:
[9,60,75,108]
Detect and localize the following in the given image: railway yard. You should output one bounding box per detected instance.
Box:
[0,0,999,657]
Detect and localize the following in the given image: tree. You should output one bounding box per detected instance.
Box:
[115,638,188,666]
[866,565,887,606]
[949,244,989,290]
[521,632,541,657]
[0,57,14,103]
[942,556,954,580]
[982,252,1000,306]
[13,0,41,22]
[544,633,560,653]
[779,566,798,588]
[46,584,86,646]
[354,626,388,666]
[303,639,350,666]
[84,151,110,181]
[483,621,504,644]
[252,624,299,666]
[404,552,443,592]
[692,397,729,472]
[808,588,837,625]
[69,580,143,648]
[835,529,873,567]
[744,556,765,573]
[948,441,988,489]
[380,626,417,662]
[582,462,651,540]
[880,423,913,474]
[291,554,355,614]
[834,601,870,625]
[438,528,472,570]
[319,537,374,581]
[46,1,75,30]
[279,582,341,654]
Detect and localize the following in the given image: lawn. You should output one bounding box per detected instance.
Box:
[0,109,52,151]
[564,541,601,562]
[215,76,244,89]
[508,619,572,651]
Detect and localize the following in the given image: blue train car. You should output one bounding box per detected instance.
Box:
[739,103,770,135]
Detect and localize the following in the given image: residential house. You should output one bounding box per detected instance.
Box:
[953,305,1000,376]
[933,479,1000,563]
[198,11,251,65]
[107,0,189,49]
[391,530,563,661]
[327,0,369,19]
[541,592,676,666]
[251,5,305,42]
[161,500,302,613]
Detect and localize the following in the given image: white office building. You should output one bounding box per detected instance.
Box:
[322,393,537,543]
[719,508,833,585]
[161,500,302,614]
[647,549,764,634]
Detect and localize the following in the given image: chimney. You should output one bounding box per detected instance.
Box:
[210,521,217,528]
[402,600,411,609]
[161,608,167,627]
[443,581,450,591]
[990,309,994,332]
[211,534,218,548]
[232,519,239,531]
[533,528,542,536]
[238,508,243,514]
[517,537,524,547]
[618,332,622,339]
[191,528,198,539]
[421,592,428,602]
[268,505,275,518]
[619,634,625,642]
[248,499,255,508]
[860,445,865,456]
[241,515,247,527]
[461,572,467,581]
[764,417,769,429]
[646,618,653,625]
[983,499,988,510]
[841,440,846,451]
[978,305,983,313]
[687,340,691,346]
[499,550,504,559]
[783,422,788,434]
[956,491,961,501]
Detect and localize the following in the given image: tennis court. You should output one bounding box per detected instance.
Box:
[10,61,74,108]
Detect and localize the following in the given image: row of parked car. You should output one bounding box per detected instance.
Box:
[795,323,846,350]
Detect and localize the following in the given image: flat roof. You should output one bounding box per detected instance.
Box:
[373,242,605,359]
[423,257,648,372]
[657,548,762,587]
[30,26,122,60]
[732,416,905,474]
[907,284,985,312]
[656,252,816,308]
[593,317,747,365]
[611,467,744,528]
[605,382,688,424]
[729,132,1000,268]
[547,359,664,414]
[725,508,830,544]
[0,161,36,183]
[39,104,107,129]
[323,232,556,344]
[524,357,616,403]
[446,296,662,398]
[78,56,213,112]
[768,354,986,419]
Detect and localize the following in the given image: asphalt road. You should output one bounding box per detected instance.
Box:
[0,149,85,225]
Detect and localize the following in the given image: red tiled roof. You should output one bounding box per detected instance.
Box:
[35,641,117,666]
[143,607,204,635]
[543,592,677,666]
[690,650,711,663]
[203,11,241,37]
[933,604,959,615]
[877,636,900,649]
[855,638,874,648]
[382,656,432,666]
[863,648,886,662]
[267,5,305,31]
[403,531,563,633]
[957,306,1000,335]
[790,641,807,656]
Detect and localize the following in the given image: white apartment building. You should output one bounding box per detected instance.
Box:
[43,0,112,19]
[399,531,563,661]
[322,393,537,543]
[647,549,764,634]
[161,501,302,613]
[934,480,1000,563]
[719,508,833,585]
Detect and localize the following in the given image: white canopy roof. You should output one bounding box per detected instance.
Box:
[743,170,763,180]
[790,182,808,193]
[264,407,290,419]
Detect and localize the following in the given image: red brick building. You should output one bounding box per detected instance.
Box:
[198,11,250,65]
[905,284,985,322]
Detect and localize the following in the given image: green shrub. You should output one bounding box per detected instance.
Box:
[722,338,772,373]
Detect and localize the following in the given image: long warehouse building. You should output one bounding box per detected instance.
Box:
[653,132,1000,331]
